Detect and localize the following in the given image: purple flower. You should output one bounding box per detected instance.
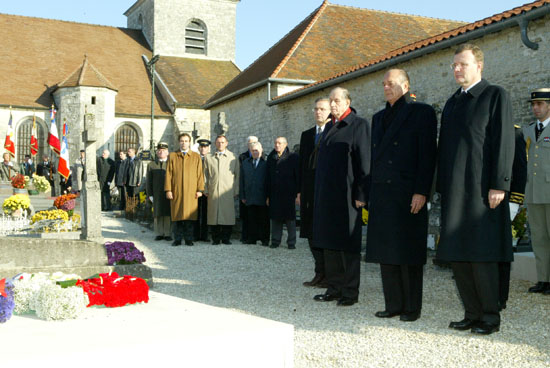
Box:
[104,241,146,265]
[0,279,15,323]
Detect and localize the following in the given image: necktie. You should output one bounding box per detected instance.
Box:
[536,122,544,141]
[315,127,321,144]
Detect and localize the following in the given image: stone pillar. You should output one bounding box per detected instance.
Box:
[80,112,103,243]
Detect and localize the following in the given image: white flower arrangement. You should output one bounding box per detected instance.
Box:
[31,174,51,193]
[12,273,54,314]
[33,283,88,321]
[12,272,87,320]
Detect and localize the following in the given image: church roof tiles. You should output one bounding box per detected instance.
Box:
[206,1,465,106]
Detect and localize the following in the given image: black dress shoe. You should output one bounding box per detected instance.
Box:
[154,235,164,241]
[222,240,232,245]
[245,241,256,245]
[288,245,296,249]
[269,243,280,248]
[185,240,194,246]
[261,241,269,246]
[471,322,500,335]
[528,282,550,293]
[337,297,358,306]
[212,240,220,245]
[313,293,340,302]
[171,240,182,247]
[449,318,479,330]
[544,288,550,295]
[374,310,400,318]
[164,236,173,241]
[400,312,420,322]
[303,274,324,287]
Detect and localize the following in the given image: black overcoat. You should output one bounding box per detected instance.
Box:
[436,79,514,262]
[266,147,299,221]
[313,110,371,252]
[146,160,171,217]
[239,157,268,206]
[298,126,317,239]
[96,157,115,186]
[115,159,127,186]
[365,98,437,265]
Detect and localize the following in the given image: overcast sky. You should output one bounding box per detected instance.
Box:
[1,0,527,69]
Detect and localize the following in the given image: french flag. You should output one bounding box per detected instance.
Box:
[58,122,71,180]
[30,115,38,156]
[47,107,61,155]
[3,111,15,157]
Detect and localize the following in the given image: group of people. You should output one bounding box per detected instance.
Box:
[146,132,301,248]
[297,42,549,337]
[96,147,144,212]
[0,152,67,196]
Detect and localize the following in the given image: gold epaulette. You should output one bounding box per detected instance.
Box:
[510,192,524,205]
[514,124,521,129]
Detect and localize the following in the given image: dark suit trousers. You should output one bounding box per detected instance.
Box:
[451,262,500,325]
[498,262,511,306]
[308,238,325,275]
[324,249,361,299]
[380,264,423,314]
[173,220,195,242]
[246,205,270,243]
[240,201,248,241]
[117,186,126,210]
[194,196,209,241]
[211,225,233,242]
[100,182,112,211]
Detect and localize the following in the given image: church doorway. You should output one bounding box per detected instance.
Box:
[114,124,140,158]
[16,117,46,163]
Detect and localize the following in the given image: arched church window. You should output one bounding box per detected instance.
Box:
[115,124,140,158]
[185,20,206,55]
[16,118,46,163]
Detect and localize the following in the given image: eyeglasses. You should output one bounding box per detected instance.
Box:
[450,62,470,70]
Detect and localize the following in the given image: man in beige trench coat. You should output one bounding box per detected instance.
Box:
[204,135,240,245]
[165,133,204,246]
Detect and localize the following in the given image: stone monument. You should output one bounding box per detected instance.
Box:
[80,111,102,243]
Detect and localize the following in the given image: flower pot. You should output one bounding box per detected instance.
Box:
[12,188,27,195]
[27,189,39,195]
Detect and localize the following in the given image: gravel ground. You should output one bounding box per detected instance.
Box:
[102,214,550,368]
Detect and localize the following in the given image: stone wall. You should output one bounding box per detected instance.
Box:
[126,0,155,49]
[211,15,550,153]
[126,0,239,61]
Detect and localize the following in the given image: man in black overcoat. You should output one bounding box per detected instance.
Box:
[313,87,371,307]
[97,149,115,211]
[238,136,259,242]
[266,137,299,249]
[365,69,437,322]
[298,97,331,287]
[115,151,128,210]
[436,44,514,335]
[146,142,172,241]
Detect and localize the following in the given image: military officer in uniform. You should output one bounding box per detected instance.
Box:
[523,88,550,295]
[499,124,527,310]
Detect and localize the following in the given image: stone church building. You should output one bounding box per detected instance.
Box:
[0,0,240,165]
[0,0,549,167]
